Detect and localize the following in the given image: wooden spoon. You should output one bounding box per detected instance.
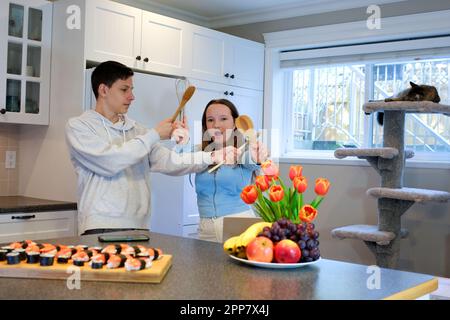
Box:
[207,115,256,173]
[170,85,196,122]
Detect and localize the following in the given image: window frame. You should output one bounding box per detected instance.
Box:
[263,10,450,169]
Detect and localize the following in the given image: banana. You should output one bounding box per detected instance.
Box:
[223,235,240,254]
[235,221,272,251]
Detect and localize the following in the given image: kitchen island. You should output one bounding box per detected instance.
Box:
[0,230,437,300]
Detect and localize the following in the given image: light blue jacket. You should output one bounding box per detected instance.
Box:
[195,155,260,218]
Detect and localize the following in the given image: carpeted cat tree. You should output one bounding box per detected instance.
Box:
[331,101,450,269]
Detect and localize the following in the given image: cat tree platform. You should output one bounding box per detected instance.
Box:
[363,101,450,115]
[334,148,414,160]
[367,187,450,203]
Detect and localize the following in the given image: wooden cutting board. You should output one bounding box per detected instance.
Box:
[0,254,172,283]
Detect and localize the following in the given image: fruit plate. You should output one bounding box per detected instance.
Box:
[228,255,321,269]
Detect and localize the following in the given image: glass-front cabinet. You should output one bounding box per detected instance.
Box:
[0,0,52,125]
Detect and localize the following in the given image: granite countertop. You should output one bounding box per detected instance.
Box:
[0,230,437,300]
[0,196,77,214]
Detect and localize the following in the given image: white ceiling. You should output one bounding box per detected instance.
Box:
[127,0,406,28]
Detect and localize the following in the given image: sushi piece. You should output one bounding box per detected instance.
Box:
[120,244,135,256]
[40,244,57,255]
[6,252,21,265]
[125,256,152,271]
[9,242,23,250]
[0,249,8,261]
[1,246,13,253]
[148,248,163,261]
[101,244,121,255]
[106,254,127,269]
[25,245,41,254]
[13,248,26,261]
[89,252,110,269]
[56,248,73,264]
[71,251,89,266]
[26,252,40,264]
[39,254,55,266]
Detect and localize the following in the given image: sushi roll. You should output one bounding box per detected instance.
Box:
[57,255,70,264]
[6,252,20,265]
[0,249,8,261]
[9,242,23,250]
[13,248,26,261]
[124,257,146,271]
[90,261,103,269]
[71,251,89,267]
[1,246,13,253]
[26,252,40,264]
[39,254,55,266]
[106,254,127,269]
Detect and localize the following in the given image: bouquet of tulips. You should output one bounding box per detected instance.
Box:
[240,160,330,223]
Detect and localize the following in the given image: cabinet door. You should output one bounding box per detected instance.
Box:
[189,26,229,85]
[140,11,189,77]
[0,0,51,125]
[85,0,142,68]
[227,87,263,131]
[0,210,77,243]
[225,36,265,91]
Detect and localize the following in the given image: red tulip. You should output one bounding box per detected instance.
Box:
[293,176,308,193]
[241,185,258,204]
[255,175,270,192]
[298,205,317,223]
[269,185,284,202]
[261,160,279,180]
[289,165,303,181]
[315,178,330,196]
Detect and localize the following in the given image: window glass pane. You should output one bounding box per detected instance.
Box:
[7,42,22,75]
[290,64,366,150]
[25,82,40,114]
[28,8,43,41]
[26,45,41,77]
[6,79,21,113]
[372,58,450,153]
[8,4,24,38]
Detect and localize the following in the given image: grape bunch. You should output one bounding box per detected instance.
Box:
[257,217,320,262]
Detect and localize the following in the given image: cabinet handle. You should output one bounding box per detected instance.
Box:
[224,73,230,78]
[0,109,6,114]
[143,57,149,62]
[11,215,36,220]
[136,56,142,61]
[230,74,235,79]
[224,91,229,95]
[229,91,234,96]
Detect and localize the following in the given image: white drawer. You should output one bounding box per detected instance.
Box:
[0,210,77,244]
[182,224,198,239]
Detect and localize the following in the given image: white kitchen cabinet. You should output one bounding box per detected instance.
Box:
[0,0,52,125]
[85,0,142,68]
[189,26,264,91]
[0,210,77,244]
[85,0,189,76]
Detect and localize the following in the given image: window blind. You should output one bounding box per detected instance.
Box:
[279,35,450,69]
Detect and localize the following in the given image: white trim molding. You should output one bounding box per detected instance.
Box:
[263,9,450,50]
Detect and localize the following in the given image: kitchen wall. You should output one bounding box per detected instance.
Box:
[0,125,19,196]
[217,0,450,42]
[278,162,450,278]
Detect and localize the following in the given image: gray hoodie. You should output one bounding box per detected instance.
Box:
[65,110,213,234]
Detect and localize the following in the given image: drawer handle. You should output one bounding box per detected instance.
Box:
[0,108,6,114]
[11,215,36,220]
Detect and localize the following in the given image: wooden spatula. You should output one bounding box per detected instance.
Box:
[170,86,196,122]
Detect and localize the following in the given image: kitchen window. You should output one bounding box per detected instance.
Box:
[279,38,450,163]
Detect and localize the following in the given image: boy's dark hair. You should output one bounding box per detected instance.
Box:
[91,61,134,99]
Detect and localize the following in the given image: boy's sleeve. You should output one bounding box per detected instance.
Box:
[65,118,160,177]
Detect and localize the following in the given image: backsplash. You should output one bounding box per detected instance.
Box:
[0,124,19,196]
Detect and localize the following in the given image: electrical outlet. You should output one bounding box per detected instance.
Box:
[5,151,16,169]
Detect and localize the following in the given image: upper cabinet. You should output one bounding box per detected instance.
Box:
[0,0,52,125]
[85,0,189,76]
[189,26,264,91]
[84,0,264,91]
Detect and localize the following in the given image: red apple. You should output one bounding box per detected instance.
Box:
[246,236,274,263]
[274,239,301,263]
